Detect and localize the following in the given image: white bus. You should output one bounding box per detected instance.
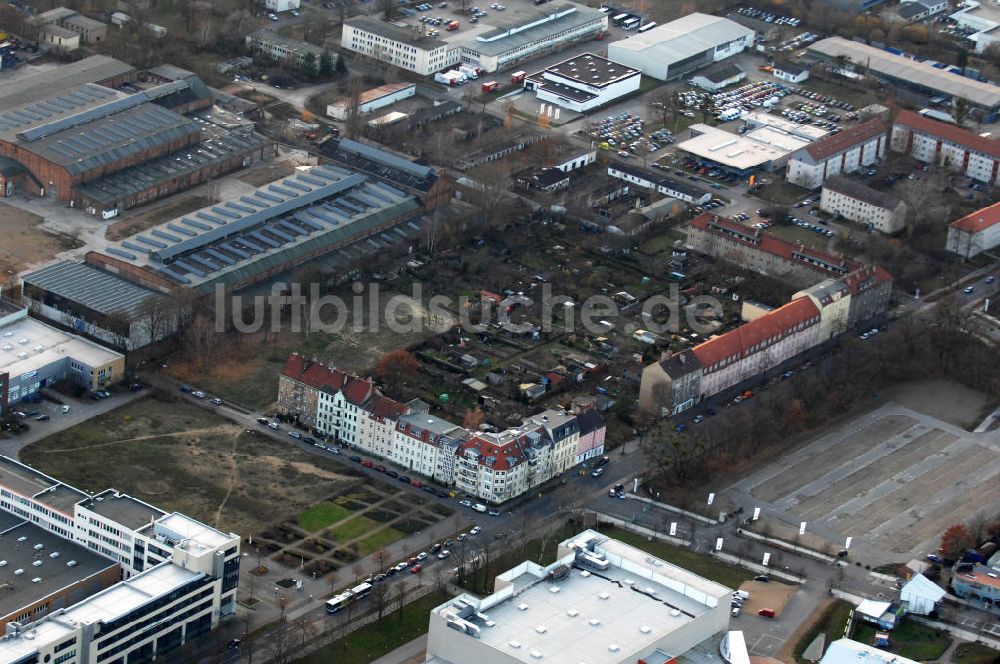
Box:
[325,592,352,614]
[350,582,373,599]
[612,12,628,24]
[638,21,656,32]
[622,17,640,30]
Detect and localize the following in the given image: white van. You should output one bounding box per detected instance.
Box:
[473,503,487,513]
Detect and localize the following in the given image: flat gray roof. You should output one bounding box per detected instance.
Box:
[63,13,106,30]
[0,56,133,113]
[608,13,753,65]
[459,5,605,57]
[0,514,118,621]
[345,15,447,49]
[0,457,59,500]
[809,37,1000,109]
[545,52,638,89]
[23,260,167,318]
[79,491,165,530]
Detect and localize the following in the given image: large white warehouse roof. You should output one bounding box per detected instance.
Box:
[608,13,753,64]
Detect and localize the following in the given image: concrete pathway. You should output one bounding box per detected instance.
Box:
[370,634,427,664]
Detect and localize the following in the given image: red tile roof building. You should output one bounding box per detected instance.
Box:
[786,118,888,189]
[638,258,892,416]
[686,213,856,287]
[892,110,1000,185]
[947,200,1000,258]
[277,353,605,503]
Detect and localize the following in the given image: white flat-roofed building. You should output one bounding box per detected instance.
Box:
[524,53,640,113]
[326,82,416,120]
[608,13,753,81]
[677,123,810,175]
[819,639,921,664]
[264,0,299,12]
[0,560,226,664]
[0,456,241,662]
[425,529,731,664]
[0,301,124,415]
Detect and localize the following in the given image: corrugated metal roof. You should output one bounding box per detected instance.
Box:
[0,56,133,113]
[23,261,167,317]
[609,13,752,64]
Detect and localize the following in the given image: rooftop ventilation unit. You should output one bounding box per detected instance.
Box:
[589,618,601,626]
[608,644,620,652]
[567,609,579,617]
[598,592,609,600]
[535,626,547,634]
[670,609,681,617]
[549,587,560,594]
[640,625,652,634]
[509,641,521,649]
[530,651,542,659]
[517,603,528,611]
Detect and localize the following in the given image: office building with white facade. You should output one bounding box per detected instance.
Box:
[607,13,754,81]
[342,4,607,76]
[0,456,240,663]
[820,175,908,233]
[523,53,639,113]
[424,530,731,664]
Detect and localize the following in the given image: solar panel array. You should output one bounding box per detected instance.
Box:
[106,165,416,285]
[0,84,117,135]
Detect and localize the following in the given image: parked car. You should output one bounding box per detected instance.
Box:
[591,467,604,477]
[35,415,50,422]
[410,564,422,573]
[488,508,500,517]
[459,499,473,508]
[350,455,361,463]
[210,397,223,405]
[437,549,451,559]
[758,608,776,618]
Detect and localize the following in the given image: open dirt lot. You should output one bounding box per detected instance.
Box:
[729,382,1000,562]
[738,580,797,617]
[0,202,82,275]
[20,396,361,535]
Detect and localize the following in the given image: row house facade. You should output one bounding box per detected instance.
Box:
[278,354,605,504]
[639,264,891,416]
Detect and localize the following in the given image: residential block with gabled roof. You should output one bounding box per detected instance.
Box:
[946,199,1000,258]
[820,175,908,233]
[785,117,888,189]
[640,214,892,415]
[892,109,1000,185]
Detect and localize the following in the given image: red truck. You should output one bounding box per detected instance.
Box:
[446,19,459,30]
[481,80,499,93]
[510,70,527,84]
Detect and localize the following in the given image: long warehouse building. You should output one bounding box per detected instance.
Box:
[84,164,424,294]
[607,13,754,81]
[808,37,1000,122]
[0,56,271,216]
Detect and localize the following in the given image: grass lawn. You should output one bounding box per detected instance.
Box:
[954,641,1000,664]
[639,229,687,255]
[793,600,853,664]
[298,502,352,532]
[769,223,831,250]
[357,528,406,556]
[295,590,452,664]
[854,621,952,661]
[597,526,752,590]
[20,396,358,535]
[330,515,381,542]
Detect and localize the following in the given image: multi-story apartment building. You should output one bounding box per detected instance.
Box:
[892,109,1000,184]
[0,457,240,662]
[316,378,374,447]
[394,413,466,482]
[792,278,852,342]
[820,175,908,234]
[639,261,892,415]
[686,213,855,287]
[785,117,888,189]
[341,17,459,76]
[947,199,1000,258]
[246,29,326,68]
[278,354,604,503]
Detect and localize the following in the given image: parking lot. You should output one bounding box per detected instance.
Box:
[728,403,1000,562]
